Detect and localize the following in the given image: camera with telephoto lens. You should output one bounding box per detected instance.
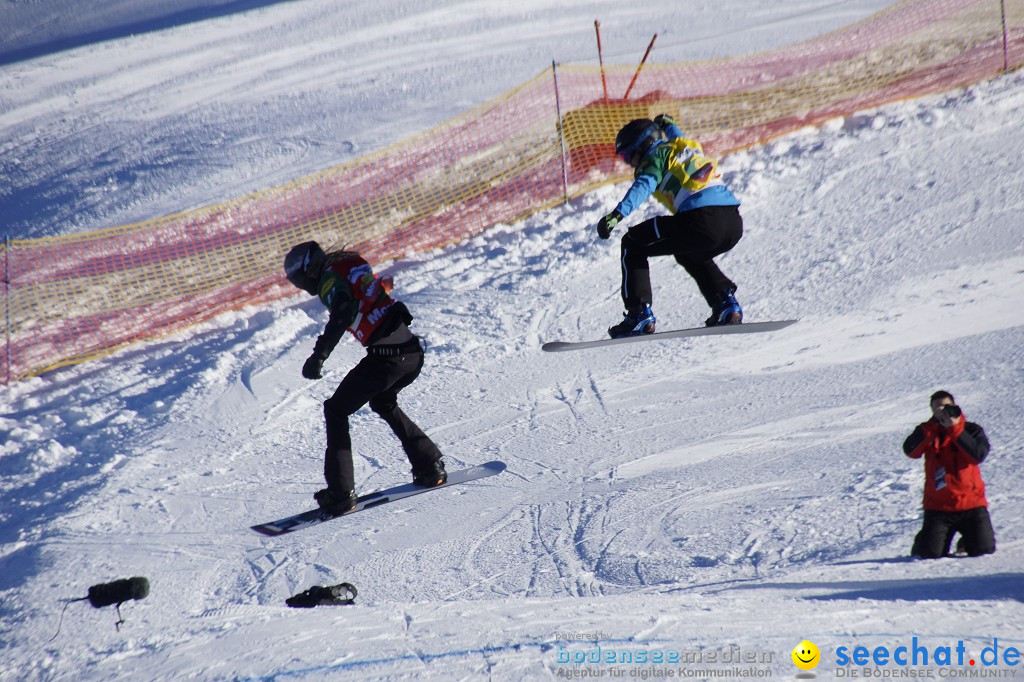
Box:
[942,404,962,419]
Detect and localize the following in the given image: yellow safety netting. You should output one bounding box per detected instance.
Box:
[2,0,1021,382]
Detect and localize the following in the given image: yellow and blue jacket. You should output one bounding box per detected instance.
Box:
[613,123,739,218]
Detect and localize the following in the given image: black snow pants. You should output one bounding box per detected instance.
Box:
[322,338,442,493]
[619,204,743,311]
[911,507,996,558]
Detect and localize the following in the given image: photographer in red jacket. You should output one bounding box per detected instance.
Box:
[903,390,995,558]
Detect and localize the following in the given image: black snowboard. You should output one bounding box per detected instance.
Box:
[251,461,506,536]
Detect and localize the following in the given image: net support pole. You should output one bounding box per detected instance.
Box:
[623,34,657,101]
[1000,0,1009,73]
[552,61,570,205]
[4,235,10,385]
[595,21,609,103]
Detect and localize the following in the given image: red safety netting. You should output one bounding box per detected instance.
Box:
[3,0,1021,382]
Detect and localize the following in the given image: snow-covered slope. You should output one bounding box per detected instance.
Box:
[2,0,891,240]
[3,1,1024,680]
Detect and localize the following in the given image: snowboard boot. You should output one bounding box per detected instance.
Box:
[314,488,358,514]
[608,303,656,339]
[705,289,742,327]
[412,459,447,487]
[954,535,968,556]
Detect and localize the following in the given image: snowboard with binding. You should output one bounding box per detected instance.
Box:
[251,460,506,536]
[541,320,797,352]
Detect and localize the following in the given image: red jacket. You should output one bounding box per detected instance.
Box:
[310,253,412,360]
[317,254,396,345]
[903,417,990,511]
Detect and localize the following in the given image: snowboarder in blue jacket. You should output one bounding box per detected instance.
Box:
[597,115,744,338]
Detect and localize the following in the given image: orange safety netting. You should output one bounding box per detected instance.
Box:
[3,0,1021,382]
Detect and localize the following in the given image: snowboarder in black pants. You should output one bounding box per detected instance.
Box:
[596,115,744,338]
[283,242,446,513]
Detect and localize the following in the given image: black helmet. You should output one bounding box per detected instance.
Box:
[283,241,326,295]
[615,119,661,166]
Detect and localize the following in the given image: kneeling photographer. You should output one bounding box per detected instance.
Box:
[902,390,996,558]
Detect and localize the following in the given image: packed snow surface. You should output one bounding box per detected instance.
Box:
[2,1,1023,680]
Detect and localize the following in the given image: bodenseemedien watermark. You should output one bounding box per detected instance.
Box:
[556,632,614,642]
[553,644,775,679]
[555,667,772,679]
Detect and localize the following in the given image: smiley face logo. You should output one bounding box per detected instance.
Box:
[792,640,821,671]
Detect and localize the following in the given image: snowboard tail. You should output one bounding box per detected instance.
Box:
[251,460,506,536]
[542,320,798,352]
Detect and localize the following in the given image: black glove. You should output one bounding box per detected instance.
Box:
[302,354,325,380]
[653,114,676,130]
[596,210,622,240]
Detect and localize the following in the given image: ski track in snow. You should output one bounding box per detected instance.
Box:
[3,3,1024,681]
